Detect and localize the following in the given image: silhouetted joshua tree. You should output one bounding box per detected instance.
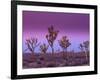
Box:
[79,41,89,52]
[40,43,49,54]
[46,25,59,54]
[25,37,40,54]
[58,36,71,53]
[79,41,89,60]
[83,41,89,53]
[79,44,84,52]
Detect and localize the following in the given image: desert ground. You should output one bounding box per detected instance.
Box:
[23,52,89,69]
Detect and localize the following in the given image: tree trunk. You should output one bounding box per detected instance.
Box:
[66,48,68,60]
[32,48,34,54]
[51,47,54,54]
[85,51,88,61]
[63,48,64,53]
[66,48,67,53]
[32,51,34,54]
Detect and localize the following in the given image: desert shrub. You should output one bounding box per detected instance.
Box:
[40,43,49,54]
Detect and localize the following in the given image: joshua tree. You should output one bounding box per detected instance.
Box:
[25,37,40,54]
[79,43,84,52]
[79,41,89,60]
[79,41,89,53]
[83,41,89,53]
[40,43,49,54]
[58,36,71,53]
[46,25,59,54]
